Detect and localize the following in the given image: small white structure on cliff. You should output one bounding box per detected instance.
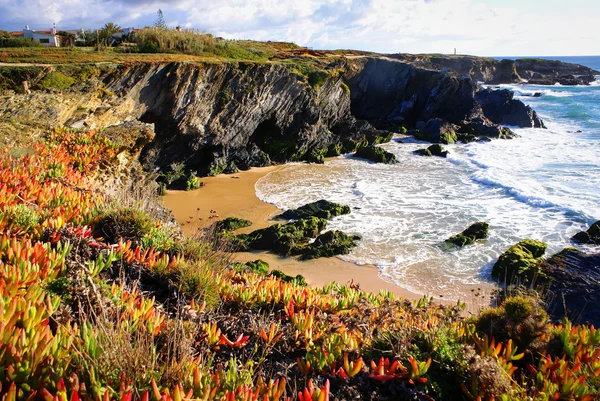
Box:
[15,24,84,47]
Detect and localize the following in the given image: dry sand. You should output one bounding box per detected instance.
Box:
[162,166,488,313]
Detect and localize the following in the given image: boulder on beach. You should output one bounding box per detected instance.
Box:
[445,222,489,247]
[414,118,458,144]
[278,199,351,220]
[572,220,600,245]
[414,144,449,158]
[492,239,548,282]
[235,216,327,255]
[234,216,359,259]
[354,145,398,164]
[299,230,357,260]
[213,217,252,232]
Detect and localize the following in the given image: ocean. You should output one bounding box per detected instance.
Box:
[255,56,600,300]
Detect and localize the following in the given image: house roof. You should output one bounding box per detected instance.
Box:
[11,31,23,37]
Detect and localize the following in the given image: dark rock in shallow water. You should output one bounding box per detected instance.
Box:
[354,145,397,164]
[476,88,545,128]
[445,222,489,247]
[541,248,600,325]
[278,200,351,220]
[298,230,358,260]
[492,239,547,282]
[572,220,600,245]
[415,118,458,144]
[414,144,449,158]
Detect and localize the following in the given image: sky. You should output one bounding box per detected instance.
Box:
[0,0,598,56]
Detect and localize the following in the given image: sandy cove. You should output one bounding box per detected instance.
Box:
[162,166,489,314]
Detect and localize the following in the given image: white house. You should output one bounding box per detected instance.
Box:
[16,24,84,47]
[22,24,59,47]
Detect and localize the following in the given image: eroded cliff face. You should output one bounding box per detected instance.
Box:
[102,61,377,175]
[0,57,546,179]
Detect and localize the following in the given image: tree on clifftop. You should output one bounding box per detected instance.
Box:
[154,9,167,29]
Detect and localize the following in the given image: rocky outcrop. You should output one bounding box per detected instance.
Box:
[387,54,598,86]
[102,62,386,176]
[445,222,489,247]
[515,59,598,85]
[344,57,482,126]
[541,249,600,325]
[476,88,545,128]
[278,200,351,220]
[414,144,449,158]
[492,239,547,282]
[572,220,600,244]
[354,145,397,164]
[414,119,458,144]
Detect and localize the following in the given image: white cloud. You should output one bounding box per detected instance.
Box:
[0,0,597,56]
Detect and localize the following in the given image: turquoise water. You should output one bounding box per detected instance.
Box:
[256,57,600,300]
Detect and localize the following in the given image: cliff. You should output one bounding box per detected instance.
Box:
[0,57,545,179]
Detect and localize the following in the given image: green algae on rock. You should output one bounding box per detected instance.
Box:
[414,144,449,158]
[445,222,489,247]
[298,230,357,260]
[492,239,547,282]
[214,217,252,232]
[278,199,351,221]
[354,145,397,164]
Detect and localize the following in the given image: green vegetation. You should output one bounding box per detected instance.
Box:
[213,217,252,232]
[0,128,598,401]
[39,71,76,90]
[185,175,203,191]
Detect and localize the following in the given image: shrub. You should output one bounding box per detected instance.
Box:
[1,204,40,234]
[141,226,176,252]
[174,261,220,309]
[93,206,156,244]
[474,295,549,352]
[39,71,76,90]
[0,37,42,47]
[185,175,203,191]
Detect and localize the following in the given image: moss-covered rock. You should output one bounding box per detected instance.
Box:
[269,270,308,286]
[415,118,458,144]
[233,259,269,275]
[445,222,489,247]
[572,220,600,245]
[307,147,328,164]
[414,144,449,158]
[413,148,433,157]
[326,143,343,157]
[214,217,252,232]
[278,199,351,220]
[237,216,327,255]
[354,145,397,164]
[297,230,357,260]
[491,239,548,282]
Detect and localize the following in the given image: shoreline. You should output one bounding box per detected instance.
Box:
[162,165,489,313]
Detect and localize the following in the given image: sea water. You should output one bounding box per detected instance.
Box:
[255,56,600,300]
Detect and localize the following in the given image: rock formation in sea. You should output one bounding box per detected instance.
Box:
[387,54,599,86]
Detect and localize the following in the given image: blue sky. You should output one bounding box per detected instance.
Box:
[0,0,597,56]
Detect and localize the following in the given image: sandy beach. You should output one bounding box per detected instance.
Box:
[162,166,489,313]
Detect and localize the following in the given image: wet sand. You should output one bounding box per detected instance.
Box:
[162,166,489,313]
